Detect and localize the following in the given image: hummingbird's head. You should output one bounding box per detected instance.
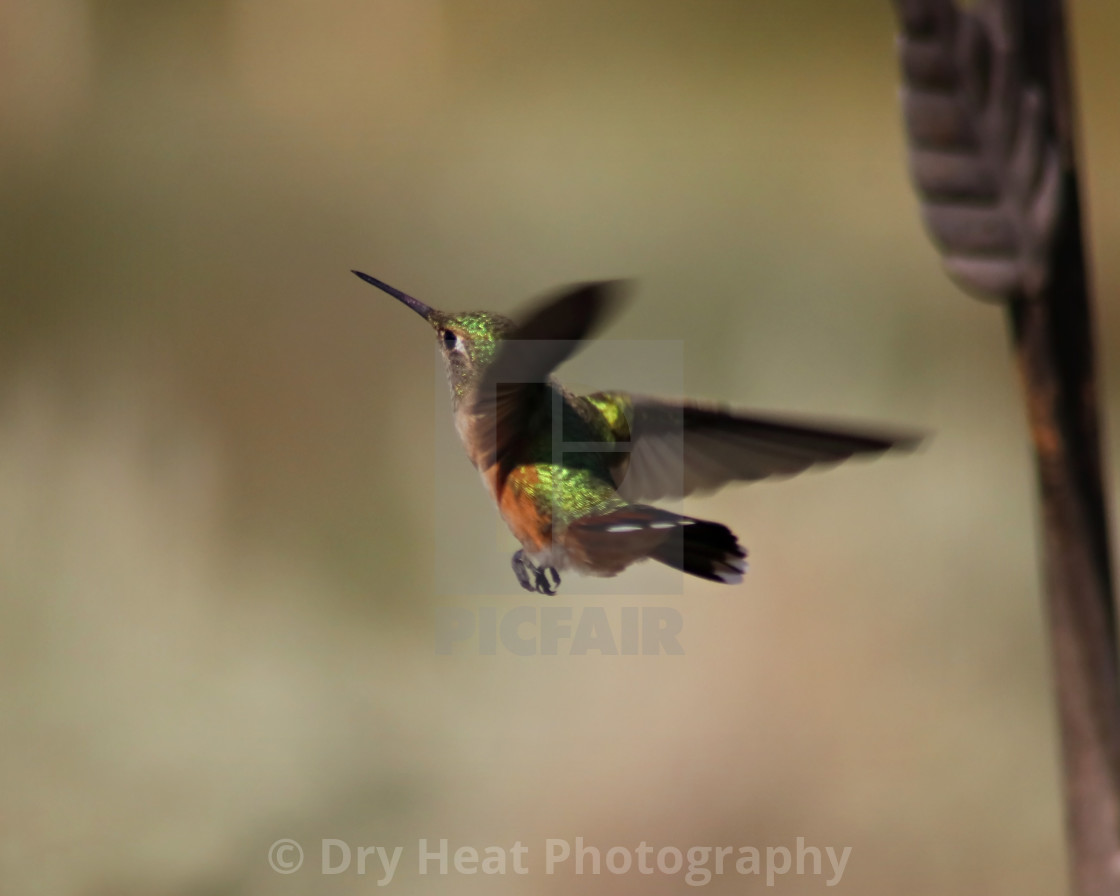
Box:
[353,271,516,405]
[428,309,517,403]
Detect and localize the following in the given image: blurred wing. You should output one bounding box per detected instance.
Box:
[472,281,627,473]
[598,396,921,502]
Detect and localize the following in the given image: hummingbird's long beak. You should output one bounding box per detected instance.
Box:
[352,270,435,321]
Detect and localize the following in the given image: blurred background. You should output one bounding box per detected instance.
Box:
[2,1,1119,893]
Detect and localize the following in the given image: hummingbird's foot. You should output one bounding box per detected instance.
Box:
[535,565,561,596]
[511,550,535,593]
[511,550,562,595]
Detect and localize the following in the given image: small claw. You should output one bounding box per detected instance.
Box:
[511,550,536,593]
[534,566,561,596]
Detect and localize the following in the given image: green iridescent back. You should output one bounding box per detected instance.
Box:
[506,384,629,524]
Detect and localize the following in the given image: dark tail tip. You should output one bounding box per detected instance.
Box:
[651,516,747,584]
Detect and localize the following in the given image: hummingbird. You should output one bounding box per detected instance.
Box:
[355,272,917,595]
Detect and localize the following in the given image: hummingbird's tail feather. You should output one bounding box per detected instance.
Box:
[648,515,748,585]
[563,505,747,584]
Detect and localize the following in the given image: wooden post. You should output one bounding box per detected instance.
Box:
[892,2,1120,892]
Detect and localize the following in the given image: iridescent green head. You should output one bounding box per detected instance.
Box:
[353,271,515,405]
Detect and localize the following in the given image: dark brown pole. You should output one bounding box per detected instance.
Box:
[1010,4,1120,892]
[892,2,1120,893]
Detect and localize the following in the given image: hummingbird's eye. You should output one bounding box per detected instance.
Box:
[441,329,459,351]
